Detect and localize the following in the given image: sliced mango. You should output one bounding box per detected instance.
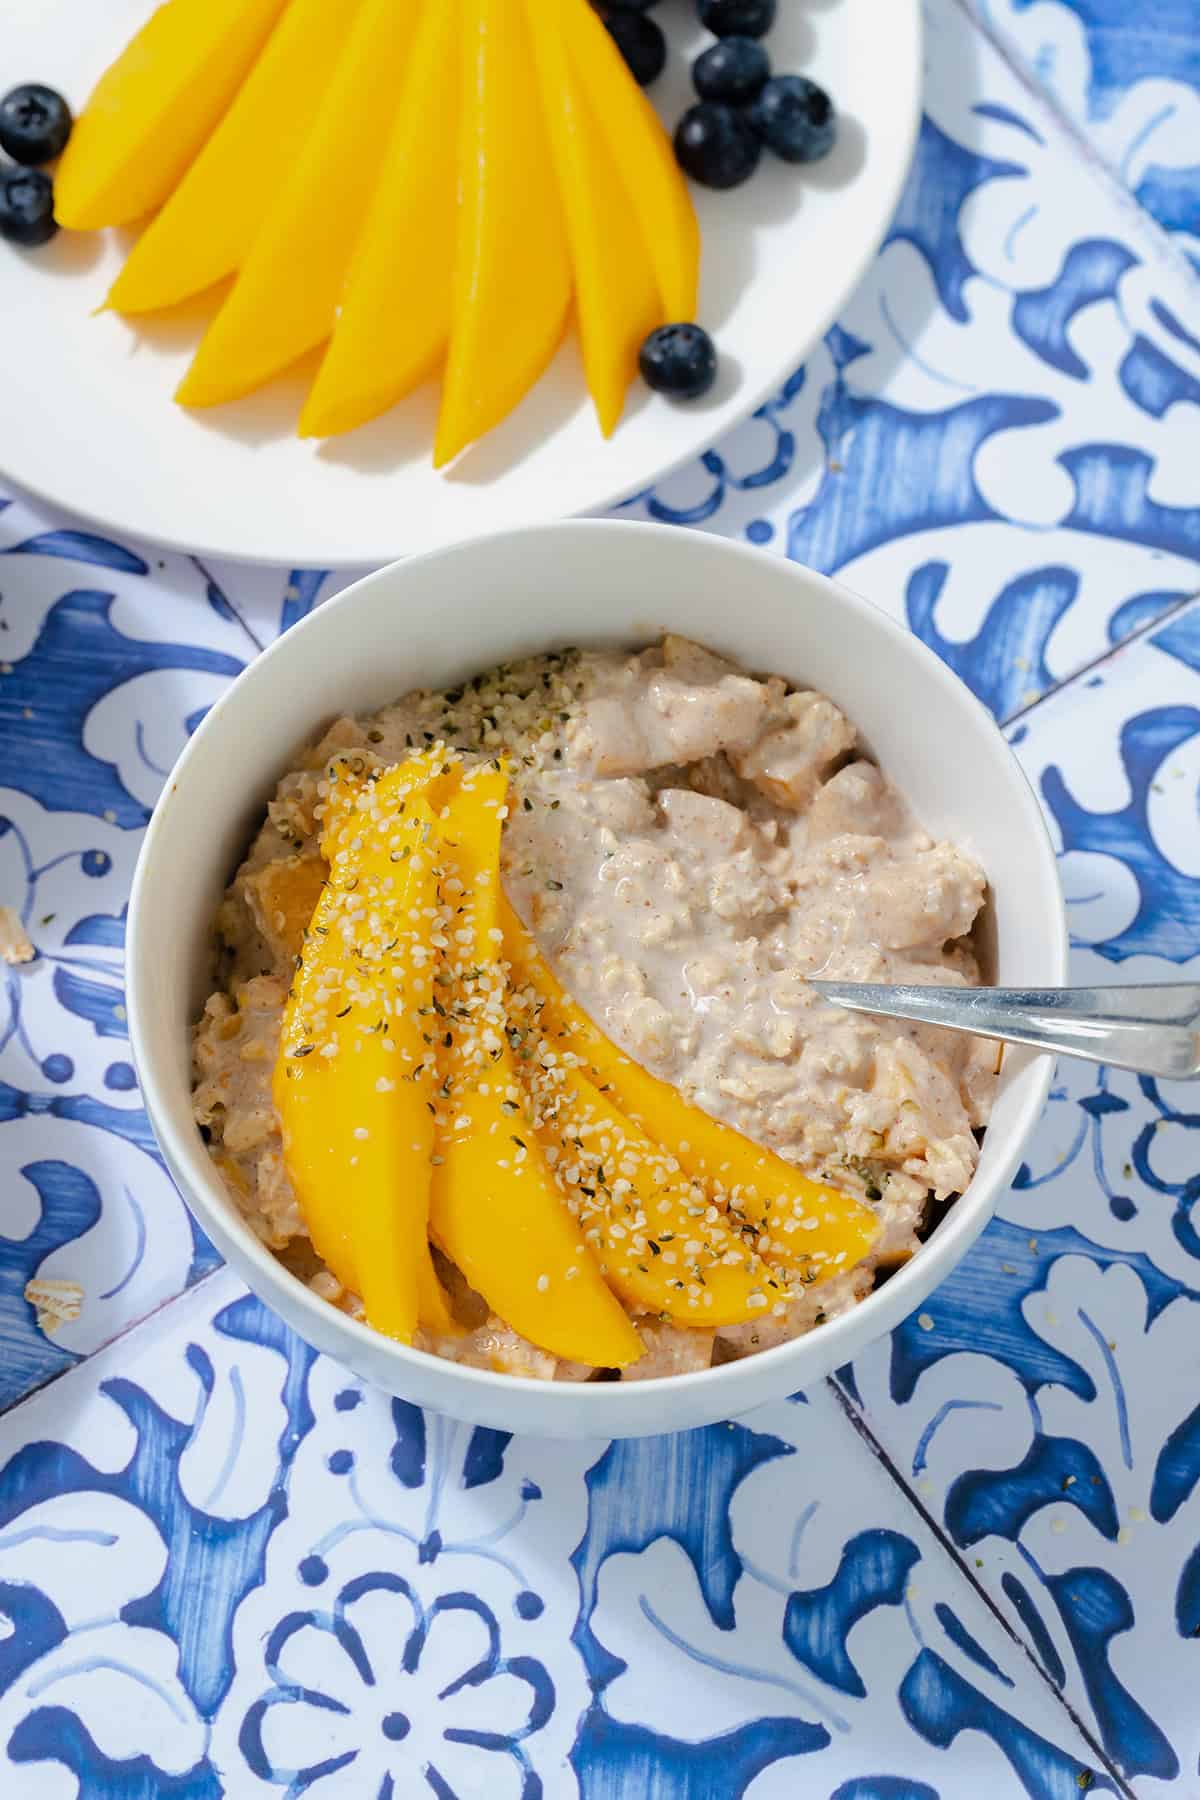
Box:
[417,1254,455,1337]
[321,741,458,835]
[429,766,643,1367]
[274,763,452,1342]
[501,897,880,1285]
[559,0,699,321]
[108,0,367,315]
[242,851,329,966]
[530,0,662,436]
[55,0,289,231]
[176,0,424,408]
[301,0,460,438]
[529,1060,787,1327]
[434,0,572,468]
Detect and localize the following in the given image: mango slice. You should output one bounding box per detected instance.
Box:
[55,0,288,231]
[434,0,572,468]
[530,0,662,436]
[108,0,367,315]
[274,761,452,1343]
[417,1244,455,1334]
[559,0,699,322]
[176,0,423,409]
[501,897,880,1285]
[300,0,460,439]
[242,851,329,967]
[430,766,643,1367]
[528,1059,787,1327]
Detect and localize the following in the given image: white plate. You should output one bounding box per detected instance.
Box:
[1,0,920,565]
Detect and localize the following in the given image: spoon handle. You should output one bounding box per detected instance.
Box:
[807,982,1200,1081]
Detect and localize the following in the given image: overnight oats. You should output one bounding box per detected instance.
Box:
[192,637,998,1381]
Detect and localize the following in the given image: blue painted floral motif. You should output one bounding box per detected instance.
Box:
[1,587,242,828]
[1042,706,1200,962]
[241,1576,553,1797]
[978,0,1200,270]
[1,0,1200,1789]
[575,1393,1104,1796]
[844,605,1200,1787]
[783,1532,922,1697]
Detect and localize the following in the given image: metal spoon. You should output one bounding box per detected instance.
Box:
[807,981,1200,1081]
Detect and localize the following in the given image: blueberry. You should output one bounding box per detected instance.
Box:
[674,102,760,188]
[693,36,770,103]
[639,323,718,400]
[697,0,777,38]
[0,85,72,166]
[0,166,57,247]
[605,14,667,87]
[748,75,836,162]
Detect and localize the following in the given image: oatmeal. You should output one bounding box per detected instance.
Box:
[193,637,996,1379]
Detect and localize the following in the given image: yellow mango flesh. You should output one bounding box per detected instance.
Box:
[434,0,572,468]
[274,763,452,1342]
[301,0,460,439]
[501,897,880,1285]
[529,1060,786,1327]
[177,0,423,409]
[108,0,366,315]
[416,1239,455,1334]
[429,767,642,1367]
[530,0,663,437]
[55,0,288,231]
[559,0,699,321]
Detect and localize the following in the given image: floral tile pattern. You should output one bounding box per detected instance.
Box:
[1,0,1199,1790]
[845,605,1200,1792]
[972,0,1200,274]
[0,496,360,1403]
[624,0,1200,725]
[0,1271,1109,1798]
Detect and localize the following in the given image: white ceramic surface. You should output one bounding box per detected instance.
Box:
[1,0,920,565]
[127,521,1067,1436]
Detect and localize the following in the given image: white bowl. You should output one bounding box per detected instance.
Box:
[128,522,1066,1438]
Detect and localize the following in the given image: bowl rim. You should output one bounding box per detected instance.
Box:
[128,519,1067,1417]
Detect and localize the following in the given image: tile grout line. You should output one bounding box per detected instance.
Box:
[952,0,1200,300]
[189,553,266,657]
[1000,584,1200,730]
[826,1375,1136,1796]
[3,45,1195,1717]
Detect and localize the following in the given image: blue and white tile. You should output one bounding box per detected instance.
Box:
[1020,599,1200,985]
[8,0,1198,1419]
[845,606,1200,1791]
[0,495,362,1408]
[0,490,353,695]
[626,0,1200,721]
[973,0,1200,273]
[0,1270,1109,1799]
[0,0,1196,1780]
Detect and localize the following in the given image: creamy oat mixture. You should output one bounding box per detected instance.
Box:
[193,637,996,1379]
